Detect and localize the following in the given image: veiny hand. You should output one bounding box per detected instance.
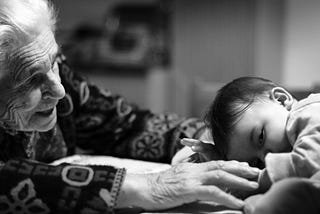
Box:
[149,160,260,210]
[117,160,260,211]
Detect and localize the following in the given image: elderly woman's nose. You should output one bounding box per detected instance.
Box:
[42,72,65,99]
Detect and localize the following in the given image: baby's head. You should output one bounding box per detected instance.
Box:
[205,77,293,168]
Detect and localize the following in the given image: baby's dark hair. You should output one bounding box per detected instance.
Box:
[204,76,278,159]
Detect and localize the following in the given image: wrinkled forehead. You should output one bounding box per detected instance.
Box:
[5,30,58,82]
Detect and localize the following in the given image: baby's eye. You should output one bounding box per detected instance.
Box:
[258,128,265,145]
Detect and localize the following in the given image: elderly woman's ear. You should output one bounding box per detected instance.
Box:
[271,87,294,110]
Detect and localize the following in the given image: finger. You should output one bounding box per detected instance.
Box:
[201,170,259,191]
[200,140,214,144]
[203,160,261,179]
[182,138,214,153]
[181,138,201,147]
[191,145,207,153]
[195,185,245,209]
[181,138,205,153]
[181,138,214,147]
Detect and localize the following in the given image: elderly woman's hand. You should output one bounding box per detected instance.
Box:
[116,160,260,211]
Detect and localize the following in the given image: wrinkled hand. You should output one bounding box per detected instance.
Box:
[149,160,260,210]
[117,160,260,211]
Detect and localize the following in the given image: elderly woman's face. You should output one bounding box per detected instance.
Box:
[0,30,65,132]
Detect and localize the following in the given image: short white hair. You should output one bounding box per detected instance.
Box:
[0,0,56,64]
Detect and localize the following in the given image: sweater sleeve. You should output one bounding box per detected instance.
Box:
[265,100,320,182]
[0,158,125,214]
[57,54,205,163]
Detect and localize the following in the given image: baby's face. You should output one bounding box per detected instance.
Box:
[226,99,292,168]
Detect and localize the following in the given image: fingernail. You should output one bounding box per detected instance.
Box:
[227,199,244,209]
[250,181,259,188]
[234,199,245,209]
[201,140,213,144]
[252,168,261,174]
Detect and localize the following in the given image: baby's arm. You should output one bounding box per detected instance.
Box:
[171,138,223,164]
[171,128,218,164]
[171,145,195,164]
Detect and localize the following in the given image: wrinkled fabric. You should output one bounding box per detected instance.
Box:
[266,94,320,182]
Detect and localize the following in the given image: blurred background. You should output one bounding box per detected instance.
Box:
[52,0,320,118]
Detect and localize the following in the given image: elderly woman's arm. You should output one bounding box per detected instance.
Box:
[56,54,205,163]
[117,160,260,211]
[0,159,259,213]
[0,159,125,213]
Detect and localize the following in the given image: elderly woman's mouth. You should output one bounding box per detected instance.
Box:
[36,108,55,116]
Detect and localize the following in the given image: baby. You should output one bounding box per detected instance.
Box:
[175,76,320,191]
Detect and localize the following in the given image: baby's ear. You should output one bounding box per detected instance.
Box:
[271,87,294,110]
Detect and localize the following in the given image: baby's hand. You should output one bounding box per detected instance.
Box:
[180,138,223,162]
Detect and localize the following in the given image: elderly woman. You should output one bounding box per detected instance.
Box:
[0,0,260,213]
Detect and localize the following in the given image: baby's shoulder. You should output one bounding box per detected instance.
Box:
[292,93,320,112]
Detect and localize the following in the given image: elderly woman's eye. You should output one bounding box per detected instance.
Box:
[30,74,45,86]
[258,128,265,145]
